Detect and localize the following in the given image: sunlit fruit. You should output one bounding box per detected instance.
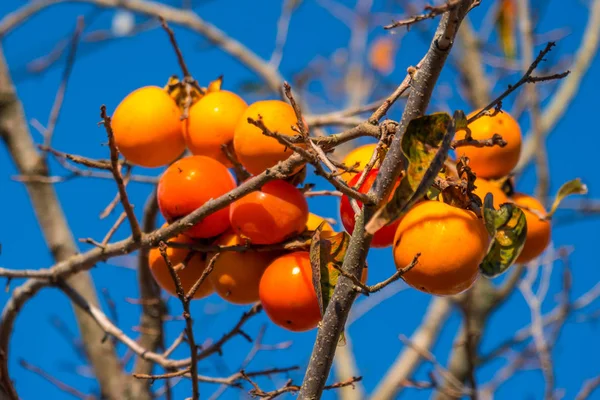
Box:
[305,212,334,232]
[230,180,309,245]
[512,193,551,264]
[157,155,236,239]
[259,251,367,332]
[111,86,186,168]
[148,225,214,299]
[183,90,248,167]
[208,231,279,304]
[393,200,491,296]
[233,100,306,175]
[339,168,402,248]
[339,143,379,182]
[473,178,509,209]
[454,109,522,179]
[259,252,321,332]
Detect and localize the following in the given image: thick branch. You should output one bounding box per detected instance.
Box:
[0,46,135,400]
[297,2,475,398]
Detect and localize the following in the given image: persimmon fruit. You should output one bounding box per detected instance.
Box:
[454,109,522,179]
[183,90,248,167]
[339,168,402,248]
[111,86,186,168]
[512,193,551,264]
[259,252,321,332]
[148,226,214,299]
[157,155,236,239]
[393,200,490,296]
[340,143,379,182]
[208,231,279,304]
[473,178,509,209]
[230,180,309,245]
[233,100,306,176]
[259,251,368,332]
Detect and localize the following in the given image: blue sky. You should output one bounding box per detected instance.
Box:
[1,0,599,399]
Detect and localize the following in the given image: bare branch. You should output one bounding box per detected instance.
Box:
[158,242,199,400]
[384,0,463,30]
[100,106,142,242]
[517,0,600,172]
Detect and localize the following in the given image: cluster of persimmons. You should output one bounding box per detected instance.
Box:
[108,79,551,332]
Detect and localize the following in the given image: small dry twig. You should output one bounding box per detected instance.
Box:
[100,106,142,242]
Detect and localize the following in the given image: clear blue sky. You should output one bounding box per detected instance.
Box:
[1,1,599,399]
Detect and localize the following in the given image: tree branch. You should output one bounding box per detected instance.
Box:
[516,0,600,173]
[297,2,475,398]
[0,45,135,400]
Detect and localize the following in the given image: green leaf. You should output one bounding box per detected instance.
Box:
[366,112,455,235]
[547,178,588,219]
[401,112,452,189]
[308,227,350,317]
[480,195,528,278]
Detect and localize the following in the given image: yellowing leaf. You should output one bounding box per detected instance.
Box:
[496,0,517,59]
[365,112,455,235]
[547,178,588,219]
[309,226,351,317]
[480,193,528,277]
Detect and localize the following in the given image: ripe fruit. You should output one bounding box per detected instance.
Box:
[230,180,309,245]
[305,213,334,232]
[208,231,278,304]
[148,226,214,299]
[157,156,236,239]
[512,193,551,264]
[340,168,402,248]
[259,252,321,332]
[340,143,379,182]
[233,100,306,175]
[259,251,367,332]
[454,110,522,179]
[183,90,248,167]
[393,200,490,296]
[473,178,509,209]
[111,86,186,168]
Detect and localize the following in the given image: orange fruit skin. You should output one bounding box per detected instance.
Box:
[393,200,491,296]
[208,231,279,305]
[229,180,309,245]
[454,110,522,179]
[183,90,248,167]
[157,156,236,239]
[473,178,509,209]
[259,252,321,332]
[148,226,214,299]
[305,213,334,232]
[340,144,379,182]
[233,100,305,176]
[512,193,551,264]
[111,86,186,168]
[339,168,401,248]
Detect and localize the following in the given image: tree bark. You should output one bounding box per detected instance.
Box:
[0,46,145,400]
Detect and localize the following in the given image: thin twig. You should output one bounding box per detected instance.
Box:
[100,105,142,242]
[384,0,463,30]
[467,42,570,125]
[19,359,94,400]
[41,17,84,158]
[158,242,199,400]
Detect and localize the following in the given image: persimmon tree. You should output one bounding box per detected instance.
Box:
[1,1,599,400]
